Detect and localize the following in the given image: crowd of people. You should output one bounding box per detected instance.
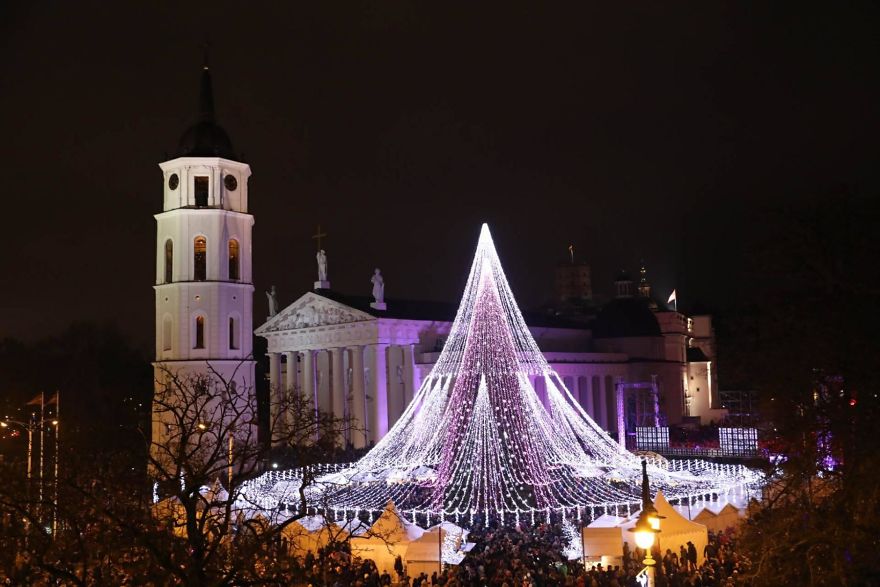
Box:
[291,521,751,586]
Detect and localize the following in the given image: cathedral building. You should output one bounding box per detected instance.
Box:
[257,260,727,450]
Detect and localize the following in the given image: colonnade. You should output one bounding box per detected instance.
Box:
[267,343,419,449]
[546,373,622,434]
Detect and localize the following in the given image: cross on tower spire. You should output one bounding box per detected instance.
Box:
[312,224,327,250]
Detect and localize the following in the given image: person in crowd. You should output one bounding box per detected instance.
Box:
[285,520,748,587]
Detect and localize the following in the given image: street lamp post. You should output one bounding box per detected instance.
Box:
[632,515,658,587]
[3,415,60,531]
[629,459,663,587]
[1,418,34,483]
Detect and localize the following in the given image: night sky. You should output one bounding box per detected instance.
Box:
[1,2,877,348]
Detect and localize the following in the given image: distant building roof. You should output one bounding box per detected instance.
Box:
[313,290,585,329]
[591,297,662,338]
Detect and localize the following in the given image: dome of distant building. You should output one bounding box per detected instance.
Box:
[592,297,661,338]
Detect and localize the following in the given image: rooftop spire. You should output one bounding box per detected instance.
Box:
[202,41,210,70]
[175,50,235,159]
[198,57,216,123]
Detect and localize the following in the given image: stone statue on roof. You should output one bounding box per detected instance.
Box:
[266,285,278,318]
[371,268,385,304]
[317,250,328,282]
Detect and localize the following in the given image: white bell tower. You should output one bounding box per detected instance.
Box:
[152,62,255,444]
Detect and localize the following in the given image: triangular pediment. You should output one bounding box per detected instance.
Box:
[256,292,375,334]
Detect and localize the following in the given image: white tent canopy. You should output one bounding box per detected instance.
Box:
[620,491,709,565]
[405,521,472,578]
[281,515,345,555]
[349,501,424,575]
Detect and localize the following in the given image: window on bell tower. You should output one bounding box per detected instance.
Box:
[194,176,209,207]
[193,237,207,281]
[194,316,205,349]
[162,316,173,351]
[229,316,239,350]
[228,239,240,280]
[164,239,173,283]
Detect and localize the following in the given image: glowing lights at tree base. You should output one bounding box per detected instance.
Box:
[245,224,760,526]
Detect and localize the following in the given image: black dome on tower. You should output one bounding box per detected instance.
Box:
[176,64,236,159]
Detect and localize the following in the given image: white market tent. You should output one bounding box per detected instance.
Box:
[587,514,627,528]
[584,492,710,567]
[405,521,473,578]
[349,501,425,575]
[281,515,346,555]
[581,526,624,568]
[693,502,743,533]
[620,491,709,566]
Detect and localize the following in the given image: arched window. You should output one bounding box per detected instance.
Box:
[162,316,173,351]
[228,239,240,280]
[228,316,239,350]
[193,237,207,281]
[194,316,205,349]
[164,239,173,283]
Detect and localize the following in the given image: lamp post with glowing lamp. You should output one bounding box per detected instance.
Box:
[629,460,662,587]
[1,416,57,483]
[3,415,60,531]
[1,418,35,482]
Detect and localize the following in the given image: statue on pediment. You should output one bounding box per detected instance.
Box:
[371,269,385,304]
[317,249,328,282]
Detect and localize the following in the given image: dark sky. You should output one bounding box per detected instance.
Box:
[1,2,878,349]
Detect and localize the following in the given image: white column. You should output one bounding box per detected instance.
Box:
[616,378,626,447]
[302,350,315,406]
[402,344,417,409]
[268,352,282,441]
[387,346,404,428]
[598,377,609,430]
[583,377,594,416]
[330,348,345,424]
[284,352,297,394]
[349,346,367,448]
[368,343,389,444]
[268,352,281,394]
[316,350,332,414]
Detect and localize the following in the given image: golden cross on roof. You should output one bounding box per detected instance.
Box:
[312,224,327,250]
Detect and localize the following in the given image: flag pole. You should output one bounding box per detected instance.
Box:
[39,391,44,523]
[53,391,60,535]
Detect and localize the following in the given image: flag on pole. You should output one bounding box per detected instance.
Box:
[667,289,677,305]
[26,392,57,406]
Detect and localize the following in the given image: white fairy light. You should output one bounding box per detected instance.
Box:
[561,519,583,561]
[244,224,760,526]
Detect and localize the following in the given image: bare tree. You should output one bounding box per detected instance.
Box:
[0,360,378,585]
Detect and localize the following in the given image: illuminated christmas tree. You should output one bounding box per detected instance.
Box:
[252,224,757,524]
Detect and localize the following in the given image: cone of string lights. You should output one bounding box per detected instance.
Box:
[248,224,759,527]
